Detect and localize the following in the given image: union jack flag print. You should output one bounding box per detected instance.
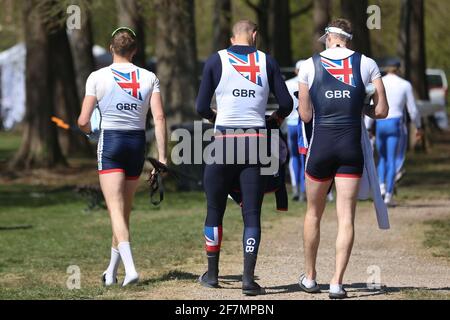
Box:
[227,50,262,86]
[321,56,355,87]
[111,68,143,100]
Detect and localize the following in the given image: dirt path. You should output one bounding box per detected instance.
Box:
[135,199,450,300]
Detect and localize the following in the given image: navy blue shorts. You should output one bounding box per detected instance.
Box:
[97,130,146,180]
[305,125,363,181]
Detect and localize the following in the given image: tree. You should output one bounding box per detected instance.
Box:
[153,0,198,123]
[49,22,91,157]
[68,0,95,101]
[244,0,269,52]
[245,0,312,66]
[312,0,330,53]
[116,0,146,67]
[398,0,428,99]
[12,0,65,168]
[340,0,371,56]
[212,0,232,52]
[268,0,292,66]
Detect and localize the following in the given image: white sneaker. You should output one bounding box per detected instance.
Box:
[380,183,386,197]
[102,271,118,286]
[327,192,334,202]
[384,193,396,207]
[122,272,139,287]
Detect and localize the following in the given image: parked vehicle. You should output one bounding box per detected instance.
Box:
[427,68,448,130]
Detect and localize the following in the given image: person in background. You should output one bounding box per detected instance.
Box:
[285,60,306,201]
[376,58,422,207]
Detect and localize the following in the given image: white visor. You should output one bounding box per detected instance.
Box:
[318,27,353,43]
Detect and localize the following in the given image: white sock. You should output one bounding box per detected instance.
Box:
[118,242,138,283]
[302,276,317,289]
[384,192,392,204]
[330,284,344,294]
[104,247,121,285]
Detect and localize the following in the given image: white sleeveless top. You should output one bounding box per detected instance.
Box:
[215,49,270,128]
[85,63,160,130]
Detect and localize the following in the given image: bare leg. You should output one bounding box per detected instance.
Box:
[100,172,127,285]
[331,177,360,285]
[124,179,140,230]
[303,176,333,281]
[100,172,128,243]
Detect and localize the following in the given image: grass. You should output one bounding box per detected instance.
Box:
[402,289,450,300]
[0,129,449,299]
[396,130,450,200]
[0,182,304,299]
[0,130,21,163]
[423,219,450,259]
[0,131,305,299]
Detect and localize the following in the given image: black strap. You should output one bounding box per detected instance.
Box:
[147,158,169,206]
[150,173,164,206]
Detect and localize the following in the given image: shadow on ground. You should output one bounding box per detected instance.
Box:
[265,282,450,299]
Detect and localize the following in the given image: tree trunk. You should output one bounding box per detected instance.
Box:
[398,0,428,151]
[11,0,66,169]
[340,0,371,56]
[313,0,330,53]
[268,0,292,66]
[245,0,270,52]
[212,0,232,51]
[49,26,92,157]
[398,0,428,99]
[409,0,428,100]
[154,0,198,123]
[69,0,95,101]
[116,0,146,67]
[398,0,411,80]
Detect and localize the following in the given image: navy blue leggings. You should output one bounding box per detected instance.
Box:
[203,163,265,255]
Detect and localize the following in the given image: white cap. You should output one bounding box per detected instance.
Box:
[318,26,353,43]
[295,59,305,70]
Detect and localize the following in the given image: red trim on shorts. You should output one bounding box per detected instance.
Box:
[126,176,140,181]
[298,147,308,155]
[306,172,333,182]
[205,245,220,252]
[335,173,362,178]
[277,208,288,212]
[215,133,266,138]
[99,169,125,175]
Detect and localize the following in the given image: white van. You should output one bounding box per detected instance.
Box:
[427,68,448,130]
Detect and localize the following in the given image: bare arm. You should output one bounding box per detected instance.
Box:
[298,82,313,123]
[150,92,167,164]
[77,95,97,134]
[405,82,422,128]
[364,78,389,119]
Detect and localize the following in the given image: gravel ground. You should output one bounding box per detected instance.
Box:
[134,199,450,300]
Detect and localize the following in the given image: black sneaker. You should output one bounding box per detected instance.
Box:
[298,274,320,293]
[242,281,266,296]
[329,288,348,299]
[198,271,219,288]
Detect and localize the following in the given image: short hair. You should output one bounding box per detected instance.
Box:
[232,19,258,38]
[111,29,137,57]
[328,18,352,42]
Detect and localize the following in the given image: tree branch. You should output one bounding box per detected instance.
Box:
[245,0,261,14]
[290,0,313,18]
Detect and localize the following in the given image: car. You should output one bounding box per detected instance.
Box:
[427,68,448,130]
